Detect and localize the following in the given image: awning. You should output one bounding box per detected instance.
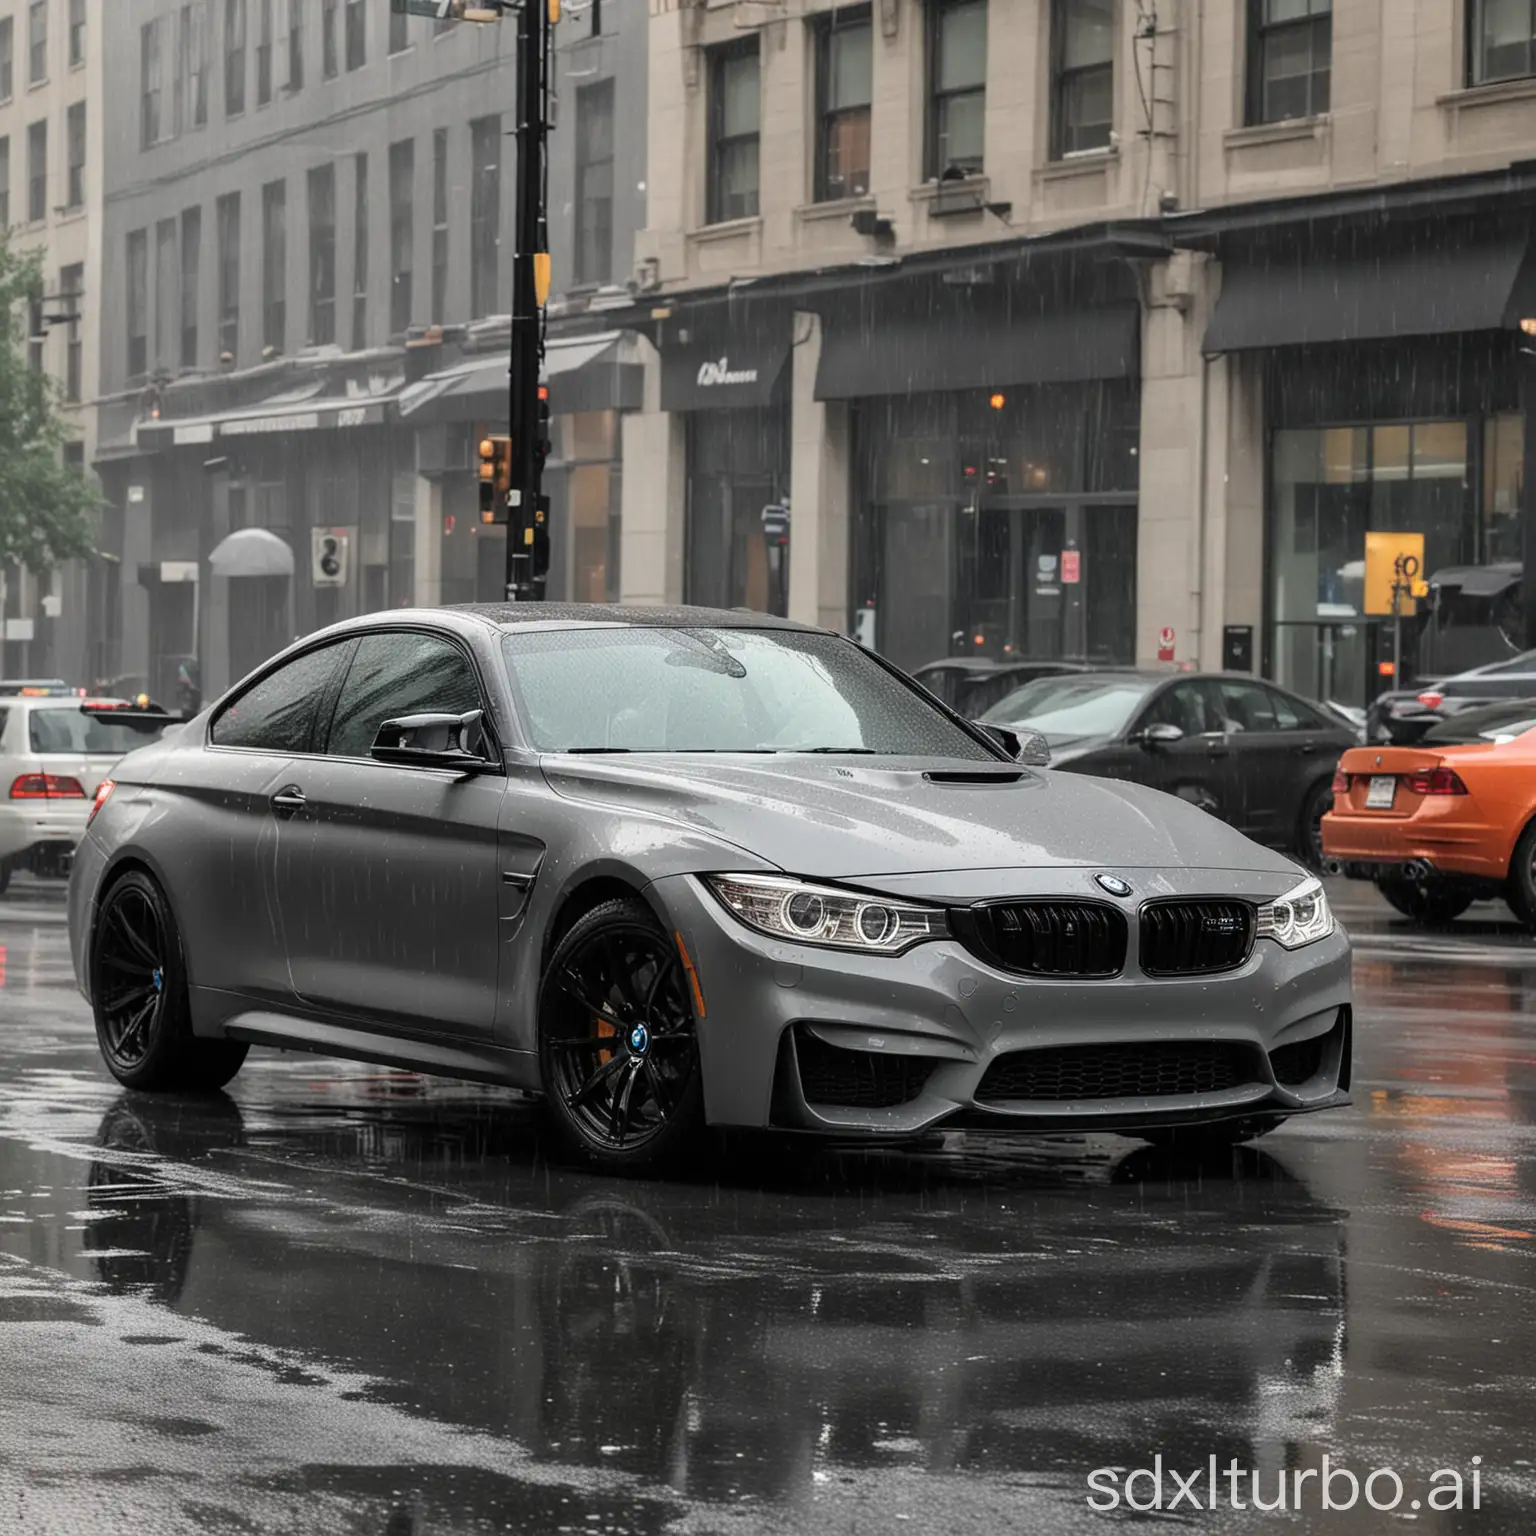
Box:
[208,528,295,578]
[397,332,639,420]
[815,306,1140,400]
[1204,230,1536,353]
[659,333,792,412]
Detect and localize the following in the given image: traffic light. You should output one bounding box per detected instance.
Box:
[535,386,552,476]
[478,434,512,524]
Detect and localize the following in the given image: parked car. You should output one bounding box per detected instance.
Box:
[68,605,1350,1171]
[980,671,1356,867]
[1368,648,1536,745]
[0,697,169,895]
[1420,699,1536,746]
[1323,720,1536,926]
[909,657,1094,718]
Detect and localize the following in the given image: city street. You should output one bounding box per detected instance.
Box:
[2,876,1536,1534]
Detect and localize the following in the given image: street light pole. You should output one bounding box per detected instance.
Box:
[505,0,551,602]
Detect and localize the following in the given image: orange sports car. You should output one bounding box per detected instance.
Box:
[1322,703,1536,926]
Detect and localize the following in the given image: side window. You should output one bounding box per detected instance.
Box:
[1140,682,1218,736]
[324,631,484,760]
[210,643,348,752]
[1266,686,1330,731]
[1217,680,1280,732]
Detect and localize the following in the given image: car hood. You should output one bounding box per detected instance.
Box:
[539,754,1300,882]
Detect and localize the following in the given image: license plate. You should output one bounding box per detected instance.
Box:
[1366,775,1397,809]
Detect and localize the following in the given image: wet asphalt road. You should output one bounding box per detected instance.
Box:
[2,880,1536,1534]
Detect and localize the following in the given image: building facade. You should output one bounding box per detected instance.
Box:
[95,0,645,702]
[0,0,102,684]
[616,0,1536,707]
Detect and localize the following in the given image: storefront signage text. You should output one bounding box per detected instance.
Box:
[696,358,760,388]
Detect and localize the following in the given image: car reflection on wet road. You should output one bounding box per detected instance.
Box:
[3,878,1536,1533]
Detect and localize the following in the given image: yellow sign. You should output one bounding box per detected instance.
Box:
[1363,531,1425,617]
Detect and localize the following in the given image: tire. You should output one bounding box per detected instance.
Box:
[1140,1117,1284,1153]
[89,869,248,1092]
[1507,819,1536,930]
[537,896,705,1173]
[1296,780,1334,872]
[1375,874,1473,927]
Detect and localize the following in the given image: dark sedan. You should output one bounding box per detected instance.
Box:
[981,671,1356,866]
[910,658,1093,718]
[1369,648,1536,744]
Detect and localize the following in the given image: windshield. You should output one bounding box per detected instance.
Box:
[980,676,1153,742]
[28,708,167,755]
[502,627,993,758]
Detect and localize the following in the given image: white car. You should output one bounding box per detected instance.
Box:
[0,695,166,896]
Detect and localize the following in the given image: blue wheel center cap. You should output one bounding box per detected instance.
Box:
[628,1023,649,1054]
[151,967,164,993]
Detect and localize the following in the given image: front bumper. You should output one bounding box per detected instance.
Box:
[651,872,1352,1135]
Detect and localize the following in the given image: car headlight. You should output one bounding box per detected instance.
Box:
[703,874,948,955]
[1255,877,1335,950]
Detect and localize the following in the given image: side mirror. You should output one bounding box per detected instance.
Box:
[972,723,1050,766]
[370,709,495,772]
[1135,721,1185,749]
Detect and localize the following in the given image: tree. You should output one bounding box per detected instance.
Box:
[0,234,98,573]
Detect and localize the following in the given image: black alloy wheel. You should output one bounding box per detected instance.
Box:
[1507,820,1536,932]
[89,870,248,1092]
[538,898,704,1172]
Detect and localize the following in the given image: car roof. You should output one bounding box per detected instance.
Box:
[914,657,1093,674]
[446,602,818,633]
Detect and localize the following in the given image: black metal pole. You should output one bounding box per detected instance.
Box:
[505,0,547,602]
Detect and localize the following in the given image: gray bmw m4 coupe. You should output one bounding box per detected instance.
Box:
[68,605,1352,1171]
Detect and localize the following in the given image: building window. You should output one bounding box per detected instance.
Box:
[256,0,273,104]
[928,0,986,177]
[28,0,45,85]
[431,127,448,321]
[0,18,12,101]
[1051,0,1113,156]
[288,0,303,88]
[389,0,408,52]
[1247,0,1330,122]
[61,262,82,401]
[308,163,335,344]
[470,115,501,313]
[815,7,872,201]
[27,292,42,373]
[217,190,240,359]
[0,138,10,227]
[69,0,85,67]
[389,137,413,333]
[352,150,368,348]
[225,0,246,115]
[344,0,364,69]
[66,102,83,209]
[127,230,148,381]
[262,179,286,353]
[142,21,165,148]
[707,40,760,225]
[182,2,210,129]
[574,84,613,284]
[322,0,337,76]
[26,119,44,223]
[181,206,201,366]
[1468,0,1536,85]
[155,219,178,369]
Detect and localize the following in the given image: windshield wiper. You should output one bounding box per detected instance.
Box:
[796,747,879,754]
[562,746,634,753]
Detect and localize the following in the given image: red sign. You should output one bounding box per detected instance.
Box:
[1158,624,1176,663]
[1061,550,1081,585]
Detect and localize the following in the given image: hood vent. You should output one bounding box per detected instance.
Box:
[922,770,1026,786]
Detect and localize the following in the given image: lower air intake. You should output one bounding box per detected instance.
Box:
[793,1027,939,1110]
[976,1040,1259,1103]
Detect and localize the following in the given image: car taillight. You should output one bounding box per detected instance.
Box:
[9,773,87,800]
[1331,769,1351,795]
[1417,691,1445,711]
[1403,766,1468,796]
[87,779,115,826]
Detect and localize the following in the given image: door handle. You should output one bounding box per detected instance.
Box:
[271,787,307,816]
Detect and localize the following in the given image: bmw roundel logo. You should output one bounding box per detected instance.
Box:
[1095,874,1133,898]
[629,1023,650,1054]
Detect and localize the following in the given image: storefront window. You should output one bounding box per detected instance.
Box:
[686,406,790,615]
[852,382,1139,672]
[1271,417,1488,706]
[1484,413,1523,562]
[564,411,619,604]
